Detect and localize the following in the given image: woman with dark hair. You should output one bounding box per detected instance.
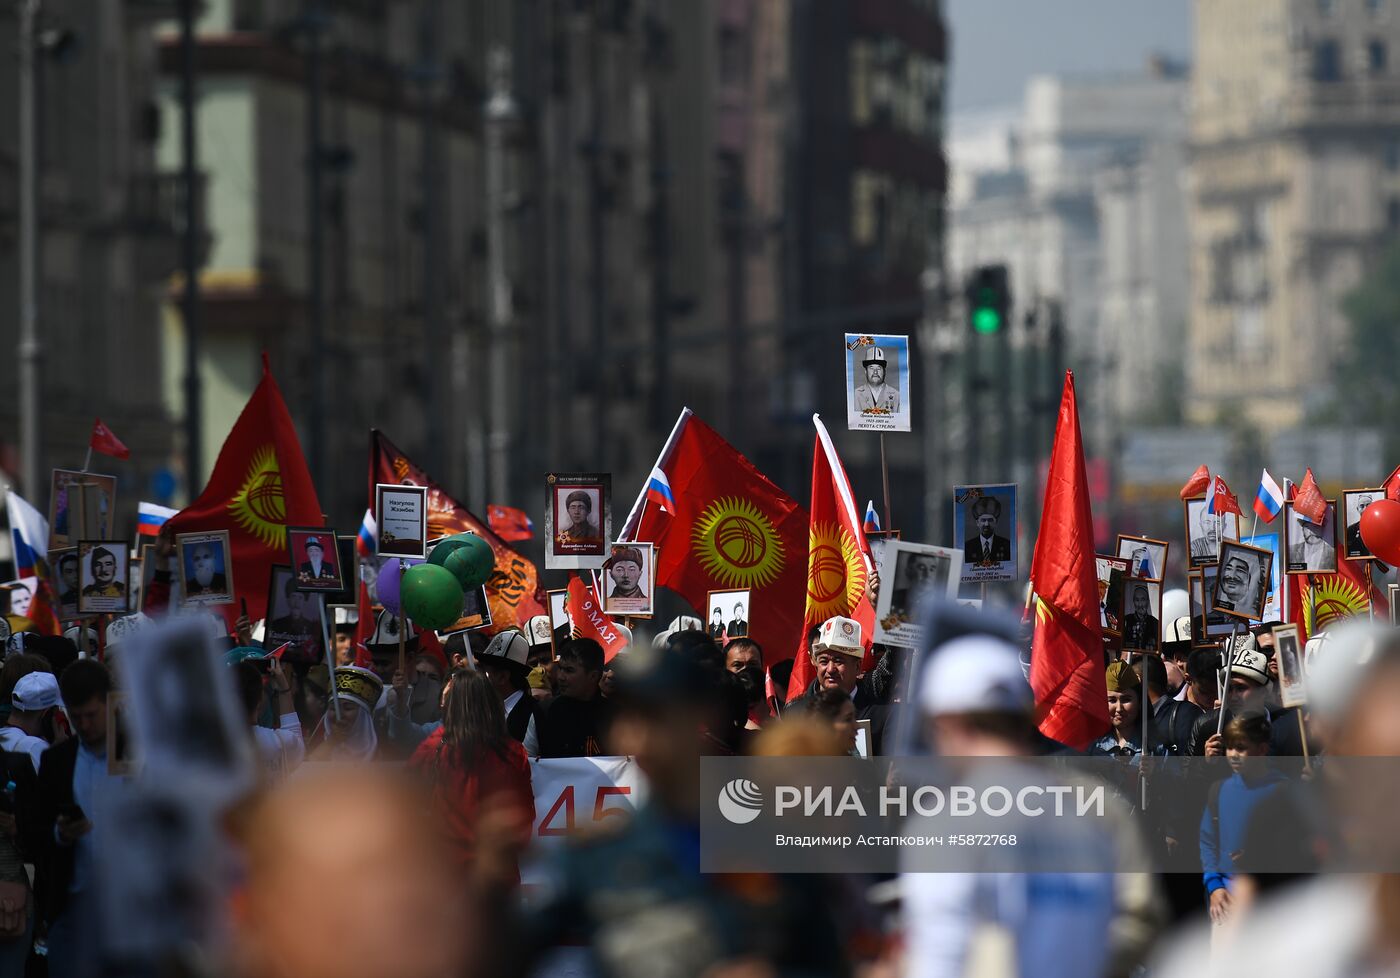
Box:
[810,686,860,756]
[407,669,535,880]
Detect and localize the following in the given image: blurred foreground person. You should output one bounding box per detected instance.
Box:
[473,638,848,978]
[407,669,533,881]
[231,765,471,978]
[1155,623,1400,976]
[899,634,1160,978]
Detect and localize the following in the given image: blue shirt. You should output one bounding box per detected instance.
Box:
[1200,768,1287,894]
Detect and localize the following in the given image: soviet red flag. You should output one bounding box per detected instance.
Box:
[565,574,628,662]
[88,418,130,461]
[1179,464,1210,499]
[167,355,323,624]
[618,409,809,668]
[369,430,545,631]
[1294,468,1327,525]
[787,415,876,702]
[1029,371,1108,749]
[487,504,534,542]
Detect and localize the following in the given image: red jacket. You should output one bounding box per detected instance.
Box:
[408,728,535,878]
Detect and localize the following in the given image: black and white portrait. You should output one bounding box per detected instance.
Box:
[1343,489,1383,562]
[706,589,751,642]
[77,540,130,615]
[1211,541,1272,622]
[1184,498,1239,568]
[1096,556,1128,655]
[264,566,324,664]
[843,333,911,432]
[1116,535,1169,581]
[545,473,612,569]
[1285,500,1338,574]
[603,542,654,617]
[177,531,235,607]
[548,589,572,652]
[873,542,962,647]
[954,484,1018,583]
[1274,625,1306,708]
[50,548,80,617]
[1121,580,1162,653]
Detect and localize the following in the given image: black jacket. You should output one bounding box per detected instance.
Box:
[506,692,535,743]
[28,738,79,925]
[538,695,613,758]
[786,649,898,755]
[1187,705,1313,758]
[1152,695,1204,755]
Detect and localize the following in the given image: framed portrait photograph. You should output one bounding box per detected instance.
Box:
[1241,533,1282,621]
[1212,540,1274,621]
[322,537,360,607]
[49,547,80,619]
[48,469,117,549]
[954,484,1018,583]
[0,578,35,622]
[1272,623,1306,709]
[853,718,873,759]
[1096,555,1129,655]
[873,541,963,647]
[603,543,655,618]
[1183,496,1239,569]
[1116,535,1169,581]
[176,530,235,607]
[545,473,612,569]
[548,589,572,653]
[77,540,130,614]
[705,589,752,644]
[127,558,144,614]
[263,565,325,664]
[436,585,493,636]
[1285,500,1338,575]
[844,333,912,432]
[1120,579,1163,653]
[1187,573,1209,647]
[375,483,428,558]
[287,526,345,592]
[1342,489,1384,562]
[1197,564,1237,643]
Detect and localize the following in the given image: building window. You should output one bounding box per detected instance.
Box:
[1371,39,1389,73]
[1385,140,1400,171]
[1313,39,1342,81]
[1319,0,1334,14]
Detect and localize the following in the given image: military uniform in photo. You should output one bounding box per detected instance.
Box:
[853,347,900,413]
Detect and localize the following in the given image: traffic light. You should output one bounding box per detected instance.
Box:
[966,265,1011,335]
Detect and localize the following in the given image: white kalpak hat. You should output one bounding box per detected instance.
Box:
[525,615,553,647]
[919,634,1032,717]
[811,616,863,660]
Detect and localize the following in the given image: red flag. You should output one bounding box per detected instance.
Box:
[787,416,877,702]
[354,580,375,667]
[1209,476,1243,518]
[369,430,545,632]
[618,409,809,670]
[1029,372,1108,750]
[167,356,322,623]
[1180,464,1210,499]
[1294,468,1327,525]
[26,579,61,637]
[88,418,130,460]
[487,504,534,542]
[1384,465,1400,503]
[565,575,628,662]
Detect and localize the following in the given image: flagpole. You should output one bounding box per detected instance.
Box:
[318,598,341,721]
[397,558,407,680]
[1282,480,1293,626]
[82,446,92,473]
[618,407,691,542]
[879,433,893,533]
[1366,562,1375,622]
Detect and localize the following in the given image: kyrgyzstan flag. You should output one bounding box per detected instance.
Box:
[618,409,809,668]
[369,430,545,632]
[787,415,877,702]
[1029,371,1108,750]
[167,355,323,623]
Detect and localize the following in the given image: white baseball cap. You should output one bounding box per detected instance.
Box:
[919,634,1032,717]
[11,672,59,712]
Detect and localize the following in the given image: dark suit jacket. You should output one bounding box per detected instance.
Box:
[727,619,748,637]
[1122,613,1160,650]
[29,738,79,925]
[185,572,228,595]
[506,693,536,743]
[298,561,337,580]
[785,649,899,755]
[963,535,1012,564]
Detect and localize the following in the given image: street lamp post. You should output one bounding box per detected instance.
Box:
[17,0,41,496]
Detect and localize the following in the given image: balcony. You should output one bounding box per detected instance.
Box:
[127,170,210,280]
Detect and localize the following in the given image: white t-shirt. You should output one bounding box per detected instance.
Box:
[251,713,305,779]
[0,724,49,774]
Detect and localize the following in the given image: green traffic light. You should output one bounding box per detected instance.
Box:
[972,306,1002,334]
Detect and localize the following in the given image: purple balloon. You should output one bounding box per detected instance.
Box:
[374,557,422,616]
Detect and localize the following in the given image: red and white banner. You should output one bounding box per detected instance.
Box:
[522,756,648,884]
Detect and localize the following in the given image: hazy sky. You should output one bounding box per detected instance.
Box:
[945,0,1193,114]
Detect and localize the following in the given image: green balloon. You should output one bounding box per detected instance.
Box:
[400,563,465,630]
[443,534,495,589]
[427,533,474,567]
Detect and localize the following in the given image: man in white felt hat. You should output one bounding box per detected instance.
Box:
[853,346,900,413]
[787,616,895,754]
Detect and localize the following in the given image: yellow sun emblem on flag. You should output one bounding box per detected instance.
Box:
[1304,575,1369,633]
[805,521,867,620]
[1034,596,1054,626]
[693,497,786,590]
[228,445,287,549]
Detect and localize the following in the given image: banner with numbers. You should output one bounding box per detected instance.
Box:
[522,756,649,884]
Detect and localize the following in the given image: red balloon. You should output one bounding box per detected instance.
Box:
[1359,497,1400,565]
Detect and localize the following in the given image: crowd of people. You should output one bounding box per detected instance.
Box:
[1,533,1397,978]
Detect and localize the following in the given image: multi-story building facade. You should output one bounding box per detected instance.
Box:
[1189,0,1400,431]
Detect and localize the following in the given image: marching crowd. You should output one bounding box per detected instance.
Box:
[0,531,1397,978]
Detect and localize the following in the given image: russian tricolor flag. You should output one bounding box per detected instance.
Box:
[4,490,49,579]
[356,508,378,557]
[1253,469,1284,524]
[645,467,675,516]
[137,501,178,537]
[863,500,881,534]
